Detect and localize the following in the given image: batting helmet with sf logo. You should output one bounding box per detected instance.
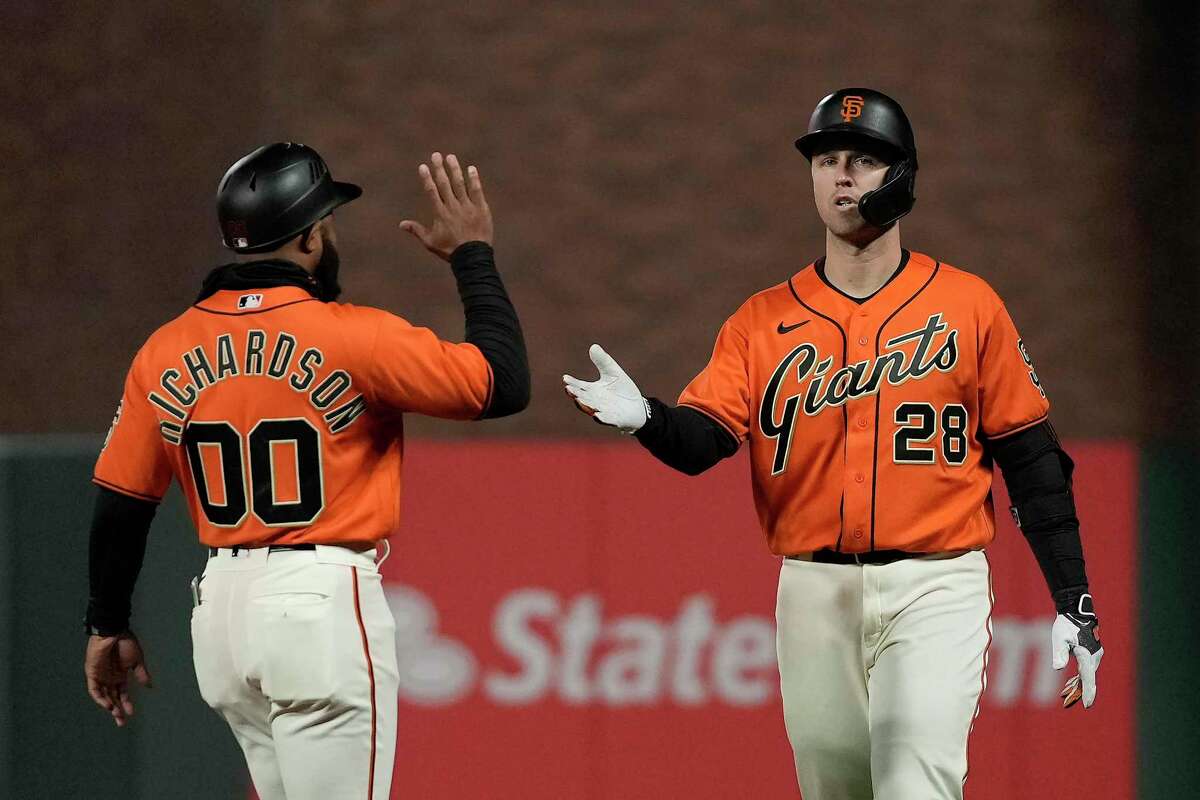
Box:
[795,88,918,228]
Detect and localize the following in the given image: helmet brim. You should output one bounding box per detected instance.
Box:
[795,127,911,166]
[330,181,363,209]
[229,181,363,254]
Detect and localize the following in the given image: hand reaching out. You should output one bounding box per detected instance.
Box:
[563,345,649,434]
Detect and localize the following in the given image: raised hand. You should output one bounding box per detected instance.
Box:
[400,152,493,261]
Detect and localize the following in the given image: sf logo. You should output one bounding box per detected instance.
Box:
[841,95,865,123]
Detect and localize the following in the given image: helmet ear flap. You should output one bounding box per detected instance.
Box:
[857,159,916,228]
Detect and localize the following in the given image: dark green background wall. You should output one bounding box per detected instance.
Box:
[0,438,245,799]
[1135,1,1200,793]
[1138,446,1200,799]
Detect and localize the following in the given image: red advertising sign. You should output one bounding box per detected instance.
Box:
[363,440,1132,799]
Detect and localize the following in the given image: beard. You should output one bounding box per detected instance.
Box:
[313,237,342,302]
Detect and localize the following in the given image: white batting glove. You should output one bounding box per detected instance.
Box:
[1051,593,1104,709]
[562,344,650,434]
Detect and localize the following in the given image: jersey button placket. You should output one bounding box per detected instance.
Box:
[844,405,873,546]
[843,312,877,550]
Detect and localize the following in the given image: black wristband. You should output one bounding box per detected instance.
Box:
[636,397,668,440]
[84,621,129,637]
[1052,585,1092,616]
[635,398,739,475]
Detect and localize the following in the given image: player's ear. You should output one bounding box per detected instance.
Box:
[299,223,321,255]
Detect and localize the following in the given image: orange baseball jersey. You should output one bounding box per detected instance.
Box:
[94,286,492,548]
[678,251,1048,555]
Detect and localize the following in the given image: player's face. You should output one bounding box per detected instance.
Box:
[810,148,891,238]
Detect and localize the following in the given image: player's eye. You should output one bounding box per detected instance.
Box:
[820,156,838,167]
[854,155,877,167]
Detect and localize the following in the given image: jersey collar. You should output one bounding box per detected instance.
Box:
[193,286,318,315]
[815,249,910,304]
[790,250,937,320]
[196,259,322,303]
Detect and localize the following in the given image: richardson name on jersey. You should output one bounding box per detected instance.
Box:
[146,330,367,444]
[760,313,959,474]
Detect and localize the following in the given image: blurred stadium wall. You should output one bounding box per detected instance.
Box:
[3,1,1197,798]
[0,439,1139,799]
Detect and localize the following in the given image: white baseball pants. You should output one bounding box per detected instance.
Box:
[776,550,992,800]
[190,545,399,800]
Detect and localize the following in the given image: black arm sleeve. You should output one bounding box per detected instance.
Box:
[988,420,1089,612]
[634,397,740,475]
[85,487,157,635]
[450,241,530,419]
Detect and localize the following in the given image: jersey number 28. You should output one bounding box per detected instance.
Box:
[183,419,324,528]
[893,402,968,466]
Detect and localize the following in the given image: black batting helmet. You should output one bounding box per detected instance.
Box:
[216,142,362,253]
[796,88,917,228]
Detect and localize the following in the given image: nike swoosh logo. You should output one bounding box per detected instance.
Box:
[777,320,811,334]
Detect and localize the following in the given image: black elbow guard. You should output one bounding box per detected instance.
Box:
[988,419,1072,474]
[989,421,1076,530]
[990,421,1089,603]
[1010,489,1076,533]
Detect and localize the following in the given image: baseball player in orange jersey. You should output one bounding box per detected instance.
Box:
[564,88,1103,799]
[83,143,528,799]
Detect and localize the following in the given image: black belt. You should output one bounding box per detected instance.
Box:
[208,544,317,558]
[787,549,920,565]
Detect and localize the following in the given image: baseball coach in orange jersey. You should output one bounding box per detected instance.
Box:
[564,89,1103,799]
[83,144,528,799]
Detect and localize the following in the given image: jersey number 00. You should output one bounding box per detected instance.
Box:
[184,419,325,528]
